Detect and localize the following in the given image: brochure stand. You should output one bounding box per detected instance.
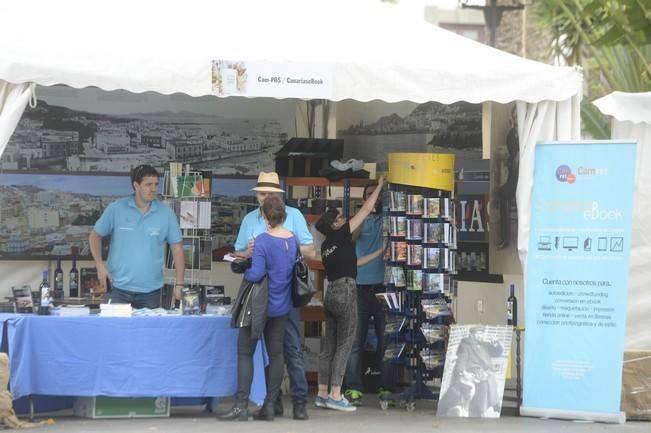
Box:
[378,182,457,412]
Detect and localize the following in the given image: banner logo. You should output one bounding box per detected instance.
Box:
[555,165,576,184]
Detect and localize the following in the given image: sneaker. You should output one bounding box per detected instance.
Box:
[314,395,328,409]
[346,158,364,171]
[344,389,363,406]
[325,397,357,412]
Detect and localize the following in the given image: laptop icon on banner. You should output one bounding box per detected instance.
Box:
[537,236,552,251]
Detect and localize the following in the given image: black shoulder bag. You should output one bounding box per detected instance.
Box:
[292,237,317,308]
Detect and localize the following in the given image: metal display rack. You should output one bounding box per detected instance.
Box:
[378,182,457,412]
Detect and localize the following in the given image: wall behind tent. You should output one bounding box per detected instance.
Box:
[1,85,297,175]
[336,99,482,172]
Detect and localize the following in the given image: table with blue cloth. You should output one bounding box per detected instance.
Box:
[0,313,267,410]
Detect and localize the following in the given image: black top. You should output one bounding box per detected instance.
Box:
[321,222,357,282]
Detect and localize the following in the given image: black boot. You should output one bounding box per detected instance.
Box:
[217,400,249,421]
[293,401,309,420]
[273,395,284,416]
[253,400,275,421]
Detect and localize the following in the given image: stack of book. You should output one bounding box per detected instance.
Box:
[51,305,91,316]
[99,303,132,317]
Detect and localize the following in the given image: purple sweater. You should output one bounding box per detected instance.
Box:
[244,232,297,317]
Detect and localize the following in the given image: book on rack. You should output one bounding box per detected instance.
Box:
[168,162,182,197]
[177,175,204,198]
[178,201,212,229]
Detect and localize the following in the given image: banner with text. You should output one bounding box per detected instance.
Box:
[522,141,636,421]
[211,59,333,99]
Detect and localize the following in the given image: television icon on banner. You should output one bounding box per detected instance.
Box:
[597,237,608,251]
[562,236,579,251]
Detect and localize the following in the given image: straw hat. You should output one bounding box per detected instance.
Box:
[251,171,285,193]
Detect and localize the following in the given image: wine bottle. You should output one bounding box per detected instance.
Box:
[38,270,51,315]
[53,258,65,305]
[507,283,518,326]
[69,257,79,298]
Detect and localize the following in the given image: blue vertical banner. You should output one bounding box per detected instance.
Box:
[522,141,636,422]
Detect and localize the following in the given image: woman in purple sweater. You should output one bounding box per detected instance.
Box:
[219,195,297,421]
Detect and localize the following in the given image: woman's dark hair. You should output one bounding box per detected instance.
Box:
[131,164,159,186]
[315,207,339,236]
[262,195,286,228]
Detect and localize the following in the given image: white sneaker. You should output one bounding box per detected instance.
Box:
[330,160,350,171]
[346,159,364,171]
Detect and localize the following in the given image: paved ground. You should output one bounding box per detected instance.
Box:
[24,395,650,433]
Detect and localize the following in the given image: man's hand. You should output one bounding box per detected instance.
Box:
[246,239,255,257]
[174,285,182,301]
[96,261,111,292]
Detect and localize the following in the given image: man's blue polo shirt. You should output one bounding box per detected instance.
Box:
[356,214,384,285]
[94,196,182,293]
[234,206,313,251]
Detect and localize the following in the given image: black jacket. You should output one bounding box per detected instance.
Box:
[230,277,268,339]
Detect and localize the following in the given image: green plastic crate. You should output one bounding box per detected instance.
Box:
[73,396,170,418]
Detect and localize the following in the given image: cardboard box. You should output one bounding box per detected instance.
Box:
[73,397,170,418]
[621,350,651,420]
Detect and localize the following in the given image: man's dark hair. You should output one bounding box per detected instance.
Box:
[262,195,286,228]
[315,207,340,237]
[131,164,159,186]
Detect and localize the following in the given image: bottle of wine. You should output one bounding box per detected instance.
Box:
[507,283,518,326]
[69,257,79,298]
[53,258,65,305]
[38,270,51,315]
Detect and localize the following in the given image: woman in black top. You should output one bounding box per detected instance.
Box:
[314,176,385,412]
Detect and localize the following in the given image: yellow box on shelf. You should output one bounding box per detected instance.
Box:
[387,153,455,192]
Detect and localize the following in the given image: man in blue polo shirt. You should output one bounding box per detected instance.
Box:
[89,164,185,309]
[344,182,387,406]
[234,171,314,421]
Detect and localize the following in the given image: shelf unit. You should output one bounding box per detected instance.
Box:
[162,165,214,311]
[284,176,376,221]
[379,182,457,412]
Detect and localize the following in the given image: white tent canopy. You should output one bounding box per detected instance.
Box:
[0,0,582,282]
[0,0,580,104]
[594,92,651,350]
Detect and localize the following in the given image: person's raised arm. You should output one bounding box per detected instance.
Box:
[349,176,385,233]
[89,229,110,291]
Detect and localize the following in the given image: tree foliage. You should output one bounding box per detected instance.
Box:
[533,0,650,138]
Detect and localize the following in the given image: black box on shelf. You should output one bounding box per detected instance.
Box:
[275,138,344,177]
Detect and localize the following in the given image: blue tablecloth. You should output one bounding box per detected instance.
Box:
[0,314,267,405]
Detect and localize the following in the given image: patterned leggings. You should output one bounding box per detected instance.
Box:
[318,277,358,388]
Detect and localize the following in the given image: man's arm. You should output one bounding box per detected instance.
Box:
[89,229,110,291]
[300,243,316,260]
[357,239,387,266]
[170,242,185,300]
